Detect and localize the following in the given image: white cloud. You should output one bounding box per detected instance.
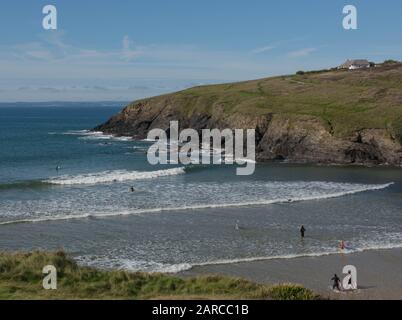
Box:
[251,45,276,54]
[288,48,317,58]
[121,35,142,60]
[25,50,54,60]
[0,34,275,80]
[0,34,333,101]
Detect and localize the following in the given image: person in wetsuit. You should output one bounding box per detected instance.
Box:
[331,274,341,291]
[300,225,306,238]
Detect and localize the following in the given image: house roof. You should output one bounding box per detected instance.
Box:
[339,59,370,68]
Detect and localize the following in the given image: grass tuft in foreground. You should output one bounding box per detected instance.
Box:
[0,251,319,300]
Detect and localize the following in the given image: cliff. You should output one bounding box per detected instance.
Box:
[95,63,402,166]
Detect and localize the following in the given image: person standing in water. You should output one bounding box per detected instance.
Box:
[300,225,306,238]
[331,274,341,291]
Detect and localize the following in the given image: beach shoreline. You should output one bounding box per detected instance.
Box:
[180,248,402,300]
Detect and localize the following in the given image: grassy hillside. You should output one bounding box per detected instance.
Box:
[128,62,402,140]
[0,251,319,300]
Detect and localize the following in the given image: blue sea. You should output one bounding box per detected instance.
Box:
[0,103,402,273]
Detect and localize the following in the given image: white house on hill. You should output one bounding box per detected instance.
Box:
[338,59,371,70]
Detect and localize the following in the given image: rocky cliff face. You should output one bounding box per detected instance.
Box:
[94,65,402,166]
[94,99,402,166]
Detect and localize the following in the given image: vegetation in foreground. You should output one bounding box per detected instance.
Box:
[0,251,319,300]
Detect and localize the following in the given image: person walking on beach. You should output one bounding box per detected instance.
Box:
[300,225,306,238]
[331,274,341,291]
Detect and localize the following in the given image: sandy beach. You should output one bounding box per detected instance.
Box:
[180,248,402,300]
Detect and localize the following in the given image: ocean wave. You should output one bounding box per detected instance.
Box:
[44,167,186,185]
[79,134,134,142]
[62,130,94,135]
[73,240,402,274]
[0,180,50,191]
[0,182,394,226]
[191,241,402,269]
[60,130,133,141]
[141,138,158,142]
[75,255,193,273]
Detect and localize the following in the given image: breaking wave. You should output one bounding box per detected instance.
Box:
[74,238,402,273]
[58,130,133,141]
[45,167,186,185]
[0,182,394,225]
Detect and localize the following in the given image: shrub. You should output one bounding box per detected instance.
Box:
[383,59,399,65]
[268,284,320,300]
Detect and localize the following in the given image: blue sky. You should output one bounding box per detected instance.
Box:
[0,0,401,102]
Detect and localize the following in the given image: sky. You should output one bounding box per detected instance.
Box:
[0,0,401,102]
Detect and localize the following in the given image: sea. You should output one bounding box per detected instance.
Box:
[0,103,401,273]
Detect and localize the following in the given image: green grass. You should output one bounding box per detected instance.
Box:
[128,63,402,140]
[0,251,319,300]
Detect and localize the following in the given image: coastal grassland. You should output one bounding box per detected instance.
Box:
[0,251,319,300]
[129,63,402,140]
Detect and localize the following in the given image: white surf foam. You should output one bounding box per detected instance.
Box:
[141,138,158,142]
[0,182,394,226]
[61,130,133,141]
[73,239,402,274]
[62,130,94,135]
[189,242,402,270]
[75,255,193,273]
[45,167,186,185]
[79,133,134,141]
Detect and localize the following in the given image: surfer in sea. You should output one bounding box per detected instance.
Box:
[130,187,135,192]
[338,240,346,250]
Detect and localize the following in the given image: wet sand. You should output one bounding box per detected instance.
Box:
[180,248,402,300]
